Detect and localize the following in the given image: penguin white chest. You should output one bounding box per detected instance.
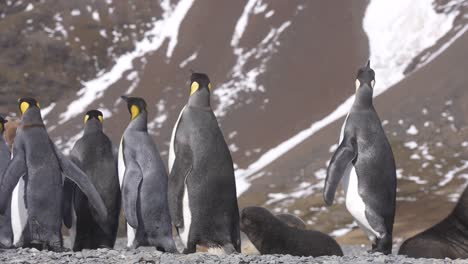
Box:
[118,137,125,189]
[342,161,380,241]
[11,177,28,245]
[169,106,186,173]
[339,115,380,240]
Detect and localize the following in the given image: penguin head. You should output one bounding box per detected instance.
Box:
[121,96,147,120]
[84,110,104,124]
[0,116,7,133]
[355,60,375,91]
[18,98,40,115]
[189,72,213,96]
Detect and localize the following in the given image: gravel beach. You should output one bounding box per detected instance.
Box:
[1,245,467,264]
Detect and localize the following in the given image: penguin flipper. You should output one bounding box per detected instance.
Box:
[121,161,142,229]
[168,150,192,229]
[62,178,74,228]
[323,135,357,206]
[53,146,110,234]
[0,143,26,213]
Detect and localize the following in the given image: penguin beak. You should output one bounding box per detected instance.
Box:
[121,96,129,102]
[365,60,370,70]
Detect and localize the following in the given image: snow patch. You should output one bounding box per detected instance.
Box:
[59,0,195,124]
[41,103,56,119]
[25,3,33,11]
[404,141,418,149]
[179,51,198,68]
[329,222,358,237]
[92,11,100,22]
[439,160,468,186]
[71,9,81,16]
[406,125,418,135]
[235,0,460,195]
[231,0,258,47]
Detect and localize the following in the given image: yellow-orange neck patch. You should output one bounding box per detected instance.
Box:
[20,102,29,115]
[190,81,200,96]
[130,105,140,120]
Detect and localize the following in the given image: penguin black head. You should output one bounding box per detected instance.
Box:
[121,96,147,120]
[84,110,103,124]
[18,98,40,115]
[355,60,375,91]
[0,116,7,133]
[189,72,212,96]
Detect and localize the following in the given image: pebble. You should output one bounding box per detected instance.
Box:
[1,246,468,263]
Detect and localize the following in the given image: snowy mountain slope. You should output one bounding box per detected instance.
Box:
[1,0,468,245]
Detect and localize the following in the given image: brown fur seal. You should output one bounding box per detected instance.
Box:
[276,213,307,230]
[241,212,307,254]
[240,206,343,257]
[398,186,468,259]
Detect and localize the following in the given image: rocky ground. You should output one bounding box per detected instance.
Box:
[0,246,467,264]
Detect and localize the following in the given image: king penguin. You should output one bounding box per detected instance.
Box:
[63,110,120,251]
[118,96,177,252]
[0,98,109,251]
[323,61,396,254]
[168,72,241,254]
[0,116,13,248]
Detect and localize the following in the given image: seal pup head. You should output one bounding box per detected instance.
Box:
[121,96,147,120]
[240,206,280,235]
[355,60,375,91]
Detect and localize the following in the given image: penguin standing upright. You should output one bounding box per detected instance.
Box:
[118,96,177,252]
[0,116,13,248]
[63,110,120,250]
[323,62,396,254]
[168,72,240,254]
[0,98,108,251]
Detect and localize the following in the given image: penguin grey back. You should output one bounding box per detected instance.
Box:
[65,110,120,250]
[119,96,176,252]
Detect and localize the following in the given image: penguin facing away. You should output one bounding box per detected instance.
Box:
[118,96,177,252]
[63,110,121,251]
[168,72,241,254]
[0,98,108,251]
[0,116,13,248]
[323,62,397,254]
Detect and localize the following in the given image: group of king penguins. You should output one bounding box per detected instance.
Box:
[0,64,464,259]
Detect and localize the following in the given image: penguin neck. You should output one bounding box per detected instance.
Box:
[127,111,148,132]
[352,85,374,109]
[84,120,103,135]
[188,89,211,110]
[21,108,44,126]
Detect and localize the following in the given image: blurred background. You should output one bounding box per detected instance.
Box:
[0,0,467,246]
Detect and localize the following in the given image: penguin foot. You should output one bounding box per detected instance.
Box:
[370,234,392,255]
[182,245,196,254]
